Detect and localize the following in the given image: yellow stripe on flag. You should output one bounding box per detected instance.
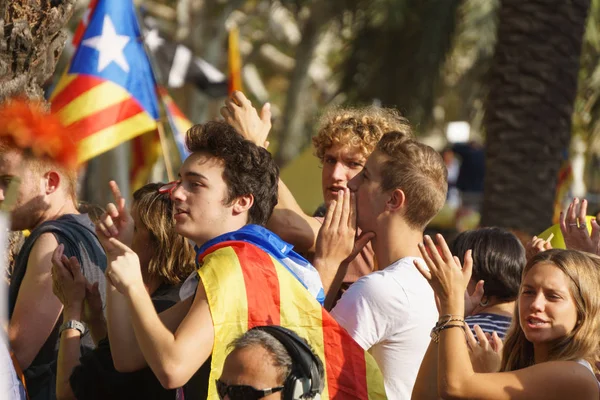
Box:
[49,74,77,101]
[77,112,156,162]
[56,81,132,126]
[198,247,249,399]
[274,257,330,399]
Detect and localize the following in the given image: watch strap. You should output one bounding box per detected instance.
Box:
[59,320,86,336]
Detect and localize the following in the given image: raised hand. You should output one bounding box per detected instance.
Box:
[559,198,600,255]
[220,91,271,148]
[465,324,503,373]
[315,188,375,268]
[464,279,485,317]
[414,234,471,315]
[51,244,86,316]
[104,237,144,296]
[96,180,134,248]
[525,235,553,262]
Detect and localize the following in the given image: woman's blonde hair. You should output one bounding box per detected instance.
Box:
[500,249,600,371]
[312,106,413,161]
[132,183,195,285]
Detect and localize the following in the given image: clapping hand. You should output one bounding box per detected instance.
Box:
[465,324,503,373]
[525,235,553,262]
[414,234,472,314]
[51,244,86,317]
[221,91,271,148]
[559,198,600,255]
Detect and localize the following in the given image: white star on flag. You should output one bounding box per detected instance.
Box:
[82,15,131,73]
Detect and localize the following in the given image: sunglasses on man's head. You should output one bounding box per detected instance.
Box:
[216,379,284,400]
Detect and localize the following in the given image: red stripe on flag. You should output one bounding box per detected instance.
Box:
[72,0,99,46]
[199,241,281,328]
[51,75,105,113]
[234,243,281,329]
[321,309,369,399]
[66,97,144,141]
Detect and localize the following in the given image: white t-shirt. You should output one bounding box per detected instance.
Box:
[331,257,438,400]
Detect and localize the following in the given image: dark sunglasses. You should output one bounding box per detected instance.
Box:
[158,180,180,195]
[216,379,284,400]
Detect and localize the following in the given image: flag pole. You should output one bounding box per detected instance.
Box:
[133,5,177,181]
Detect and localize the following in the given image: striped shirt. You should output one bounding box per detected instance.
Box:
[465,313,512,339]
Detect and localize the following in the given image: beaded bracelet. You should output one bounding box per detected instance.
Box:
[430,322,465,343]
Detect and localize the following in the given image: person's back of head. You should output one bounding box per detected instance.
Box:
[185,121,279,226]
[313,106,413,162]
[451,227,525,301]
[501,249,600,372]
[132,183,195,285]
[376,134,448,230]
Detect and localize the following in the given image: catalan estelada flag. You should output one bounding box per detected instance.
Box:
[160,88,192,161]
[197,239,386,399]
[50,0,159,162]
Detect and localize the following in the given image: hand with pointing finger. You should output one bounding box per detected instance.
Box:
[104,237,144,296]
[96,180,134,248]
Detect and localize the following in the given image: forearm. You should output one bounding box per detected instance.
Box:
[314,258,348,310]
[56,308,82,400]
[411,341,440,400]
[127,286,186,387]
[106,284,146,371]
[267,179,319,253]
[438,298,475,397]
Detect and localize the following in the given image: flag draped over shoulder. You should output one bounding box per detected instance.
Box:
[50,0,159,162]
[197,239,387,400]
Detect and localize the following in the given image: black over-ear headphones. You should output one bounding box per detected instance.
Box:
[252,325,324,400]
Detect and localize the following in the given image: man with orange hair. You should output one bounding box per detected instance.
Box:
[0,101,107,400]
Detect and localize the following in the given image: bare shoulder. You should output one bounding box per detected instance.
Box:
[27,232,58,271]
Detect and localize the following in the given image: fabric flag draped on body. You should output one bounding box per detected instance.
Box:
[191,226,386,399]
[50,0,159,162]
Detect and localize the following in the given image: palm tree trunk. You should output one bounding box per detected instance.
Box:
[0,0,76,102]
[481,0,590,235]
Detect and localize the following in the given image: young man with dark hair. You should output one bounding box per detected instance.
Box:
[0,111,107,399]
[100,122,382,398]
[326,133,448,399]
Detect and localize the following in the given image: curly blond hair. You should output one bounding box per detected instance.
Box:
[312,106,413,161]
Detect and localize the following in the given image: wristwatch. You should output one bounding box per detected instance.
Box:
[59,320,86,336]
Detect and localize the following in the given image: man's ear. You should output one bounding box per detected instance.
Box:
[44,171,61,195]
[232,193,254,215]
[386,188,406,212]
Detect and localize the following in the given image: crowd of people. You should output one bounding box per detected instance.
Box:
[2,91,600,400]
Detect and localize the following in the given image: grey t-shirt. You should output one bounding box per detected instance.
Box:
[8,213,107,400]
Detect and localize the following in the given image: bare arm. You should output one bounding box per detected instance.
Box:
[9,233,62,370]
[411,341,440,400]
[267,178,323,254]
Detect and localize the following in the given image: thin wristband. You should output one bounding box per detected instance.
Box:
[438,324,465,333]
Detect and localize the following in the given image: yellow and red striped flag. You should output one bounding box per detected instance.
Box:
[227,26,243,95]
[50,0,159,162]
[198,240,387,399]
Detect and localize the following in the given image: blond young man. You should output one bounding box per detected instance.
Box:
[327,133,448,399]
[221,92,413,305]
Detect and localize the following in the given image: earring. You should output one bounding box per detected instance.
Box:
[479,297,489,307]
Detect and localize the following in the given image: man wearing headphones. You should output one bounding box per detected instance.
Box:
[218,326,324,400]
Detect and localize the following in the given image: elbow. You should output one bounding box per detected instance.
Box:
[439,381,465,400]
[156,364,188,390]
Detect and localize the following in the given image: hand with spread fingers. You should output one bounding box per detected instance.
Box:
[96,180,134,248]
[51,244,86,318]
[525,235,553,262]
[559,198,600,255]
[464,279,485,317]
[414,234,471,315]
[220,91,271,148]
[465,324,503,373]
[315,188,375,268]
